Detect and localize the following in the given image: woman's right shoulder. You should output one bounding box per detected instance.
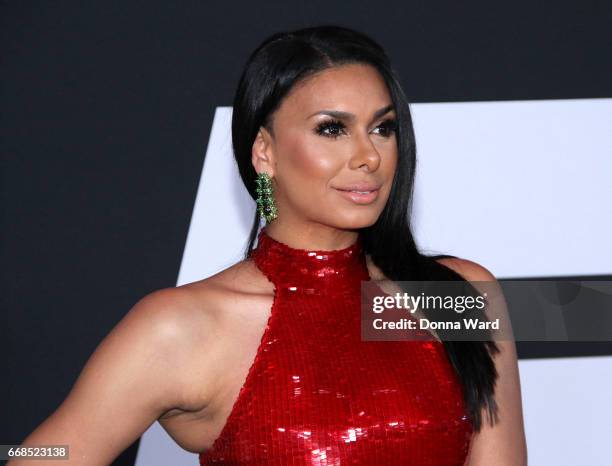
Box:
[130,258,270,340]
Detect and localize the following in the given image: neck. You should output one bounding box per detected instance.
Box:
[263,222,361,252]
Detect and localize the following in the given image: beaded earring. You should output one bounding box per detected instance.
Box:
[255,172,278,223]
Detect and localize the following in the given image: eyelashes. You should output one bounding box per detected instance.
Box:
[314,118,398,139]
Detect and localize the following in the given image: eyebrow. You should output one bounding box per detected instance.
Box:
[306,103,395,122]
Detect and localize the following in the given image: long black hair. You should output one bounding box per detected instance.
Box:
[231,25,499,431]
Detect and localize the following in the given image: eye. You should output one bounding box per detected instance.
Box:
[314,119,346,139]
[372,118,398,137]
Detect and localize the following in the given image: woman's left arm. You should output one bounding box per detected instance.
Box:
[438,258,528,466]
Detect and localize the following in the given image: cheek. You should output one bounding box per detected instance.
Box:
[381,143,398,177]
[284,137,343,183]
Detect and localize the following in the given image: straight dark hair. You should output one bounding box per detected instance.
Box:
[231,25,499,431]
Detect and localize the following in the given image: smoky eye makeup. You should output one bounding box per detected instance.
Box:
[313,117,398,139]
[374,118,398,136]
[314,118,346,138]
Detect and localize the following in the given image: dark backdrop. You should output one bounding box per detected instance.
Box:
[2,1,611,464]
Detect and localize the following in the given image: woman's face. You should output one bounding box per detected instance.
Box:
[252,63,398,231]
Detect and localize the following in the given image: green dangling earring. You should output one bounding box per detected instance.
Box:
[255,172,278,223]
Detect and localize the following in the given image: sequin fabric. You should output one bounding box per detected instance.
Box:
[199,227,472,465]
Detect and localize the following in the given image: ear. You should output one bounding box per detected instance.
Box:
[252,126,276,176]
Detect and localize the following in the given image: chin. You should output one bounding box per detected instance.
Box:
[327,209,383,230]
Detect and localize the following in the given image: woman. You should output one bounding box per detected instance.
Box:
[10,25,526,466]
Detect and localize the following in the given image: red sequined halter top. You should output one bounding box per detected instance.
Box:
[199,227,473,465]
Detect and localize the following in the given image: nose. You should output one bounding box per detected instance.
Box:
[349,133,382,172]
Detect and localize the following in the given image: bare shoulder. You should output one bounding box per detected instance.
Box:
[188,250,275,307]
[96,259,268,408]
[435,257,505,318]
[137,257,270,331]
[435,257,497,282]
[126,285,213,339]
[115,284,221,368]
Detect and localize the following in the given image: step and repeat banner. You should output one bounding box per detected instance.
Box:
[3,2,611,465]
